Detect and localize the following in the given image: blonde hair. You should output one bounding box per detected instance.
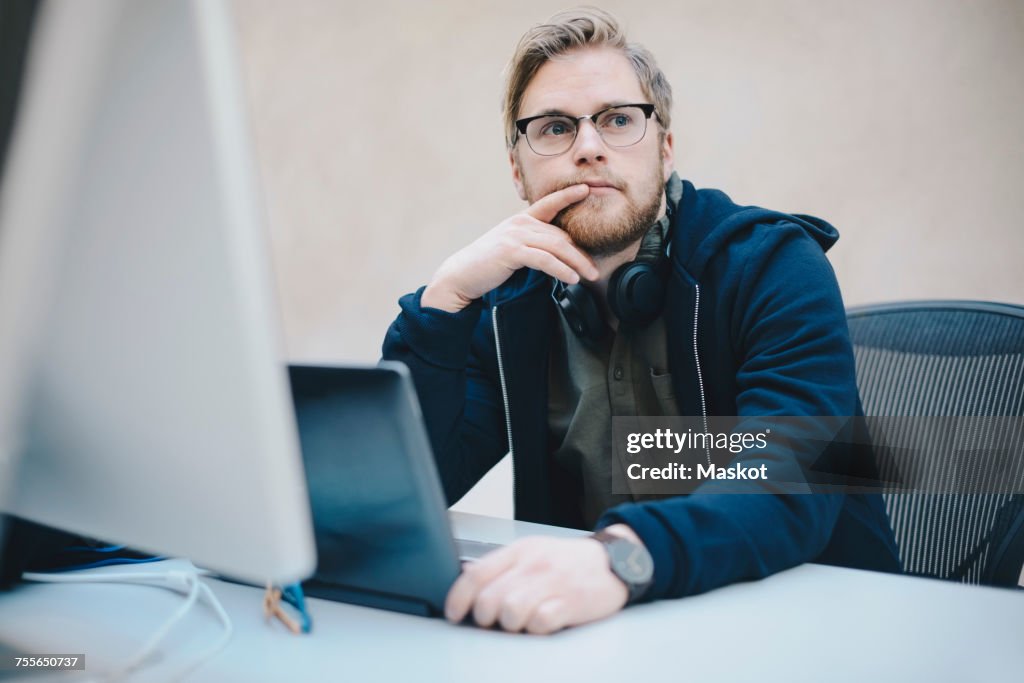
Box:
[502,7,673,150]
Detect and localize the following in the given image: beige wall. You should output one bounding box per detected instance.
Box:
[232,0,1024,517]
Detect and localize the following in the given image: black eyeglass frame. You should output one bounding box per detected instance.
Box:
[513,103,659,155]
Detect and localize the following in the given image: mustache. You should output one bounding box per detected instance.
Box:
[551,173,627,193]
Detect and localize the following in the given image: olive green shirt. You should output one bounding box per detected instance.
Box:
[547,174,684,529]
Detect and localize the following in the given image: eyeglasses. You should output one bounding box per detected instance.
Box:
[514,103,658,156]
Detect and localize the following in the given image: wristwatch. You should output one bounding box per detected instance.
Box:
[591,528,654,604]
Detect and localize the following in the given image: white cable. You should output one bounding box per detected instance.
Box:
[111,574,200,680]
[22,569,196,591]
[22,567,233,682]
[166,581,234,682]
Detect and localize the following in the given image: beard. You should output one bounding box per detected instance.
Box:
[523,154,665,258]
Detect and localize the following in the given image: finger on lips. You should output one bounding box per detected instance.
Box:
[526,183,590,223]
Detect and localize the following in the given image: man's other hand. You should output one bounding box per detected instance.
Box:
[444,526,642,634]
[421,184,599,313]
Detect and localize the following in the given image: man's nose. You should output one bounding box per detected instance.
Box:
[571,119,607,165]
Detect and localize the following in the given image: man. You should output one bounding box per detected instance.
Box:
[382,8,899,634]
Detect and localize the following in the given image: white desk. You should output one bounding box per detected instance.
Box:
[1,512,1022,682]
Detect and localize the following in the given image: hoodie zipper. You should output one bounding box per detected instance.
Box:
[491,306,516,501]
[692,283,711,467]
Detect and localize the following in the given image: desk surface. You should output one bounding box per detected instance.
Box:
[1,512,1022,683]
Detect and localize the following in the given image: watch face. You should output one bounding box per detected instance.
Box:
[609,539,654,585]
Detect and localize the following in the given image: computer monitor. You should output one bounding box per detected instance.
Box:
[0,0,44,569]
[0,0,316,585]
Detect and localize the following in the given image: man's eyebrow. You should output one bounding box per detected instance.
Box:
[526,107,572,118]
[593,100,635,112]
[523,101,638,119]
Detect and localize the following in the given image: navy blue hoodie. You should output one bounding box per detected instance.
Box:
[382,179,900,601]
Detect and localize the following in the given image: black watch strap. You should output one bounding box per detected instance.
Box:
[591,528,654,604]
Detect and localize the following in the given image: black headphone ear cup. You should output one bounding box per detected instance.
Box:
[552,210,672,341]
[608,261,666,329]
[552,281,607,345]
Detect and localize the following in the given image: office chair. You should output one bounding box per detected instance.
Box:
[847,301,1024,587]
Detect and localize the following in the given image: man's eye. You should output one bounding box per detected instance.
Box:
[540,121,573,137]
[602,113,631,128]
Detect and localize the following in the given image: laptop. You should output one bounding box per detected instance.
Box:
[288,362,502,617]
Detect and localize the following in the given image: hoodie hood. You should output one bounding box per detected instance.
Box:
[671,178,839,281]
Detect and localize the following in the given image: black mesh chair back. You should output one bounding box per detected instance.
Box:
[847,301,1024,586]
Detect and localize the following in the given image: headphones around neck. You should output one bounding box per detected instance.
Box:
[551,211,672,345]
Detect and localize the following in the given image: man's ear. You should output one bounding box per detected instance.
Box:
[510,150,527,201]
[661,131,675,182]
